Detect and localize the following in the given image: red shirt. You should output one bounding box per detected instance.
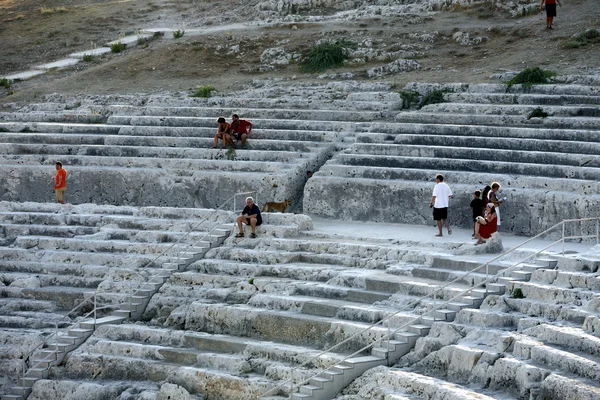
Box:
[231,119,252,134]
[55,168,67,189]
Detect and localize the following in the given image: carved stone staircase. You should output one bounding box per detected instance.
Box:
[1,227,231,400]
[288,257,558,400]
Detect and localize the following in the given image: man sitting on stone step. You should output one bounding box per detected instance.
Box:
[236,196,262,238]
[230,114,253,148]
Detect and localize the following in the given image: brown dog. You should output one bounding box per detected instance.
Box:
[262,199,291,213]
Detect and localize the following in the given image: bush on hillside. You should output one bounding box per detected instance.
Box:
[506,67,556,88]
[299,41,353,73]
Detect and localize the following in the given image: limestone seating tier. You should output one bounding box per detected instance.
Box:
[326,153,600,180]
[347,143,600,168]
[395,112,600,130]
[101,105,391,122]
[445,92,600,106]
[392,255,600,400]
[403,81,600,96]
[357,122,600,142]
[305,76,600,234]
[421,103,600,118]
[0,122,121,134]
[315,164,600,194]
[105,115,360,133]
[61,323,340,399]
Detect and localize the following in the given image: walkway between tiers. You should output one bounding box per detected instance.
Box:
[310,217,595,258]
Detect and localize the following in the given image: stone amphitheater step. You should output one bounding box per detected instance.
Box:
[346,143,600,169]
[390,133,600,155]
[358,122,600,142]
[0,121,121,134]
[62,324,345,399]
[103,105,389,122]
[316,164,600,194]
[0,223,98,238]
[181,302,393,354]
[116,125,342,142]
[0,121,342,142]
[105,115,358,132]
[440,312,600,399]
[395,112,600,130]
[403,82,600,97]
[0,143,313,162]
[330,153,600,180]
[0,131,331,154]
[0,112,106,124]
[339,368,504,400]
[420,103,600,118]
[446,92,600,106]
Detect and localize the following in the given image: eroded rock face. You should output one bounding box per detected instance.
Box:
[28,380,160,400]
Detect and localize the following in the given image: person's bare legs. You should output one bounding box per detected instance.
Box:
[444,218,451,235]
[436,220,443,237]
[213,134,220,148]
[250,217,257,234]
[236,215,245,234]
[475,223,485,244]
[241,133,247,148]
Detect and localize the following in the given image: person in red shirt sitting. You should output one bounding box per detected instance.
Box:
[230,114,253,148]
[475,203,498,245]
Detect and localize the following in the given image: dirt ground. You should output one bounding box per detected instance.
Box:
[0,0,598,105]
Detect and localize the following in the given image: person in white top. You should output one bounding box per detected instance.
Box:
[429,174,453,237]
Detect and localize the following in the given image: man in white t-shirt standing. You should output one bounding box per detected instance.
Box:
[429,174,453,237]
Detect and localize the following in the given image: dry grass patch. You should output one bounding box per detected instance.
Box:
[39,7,69,14]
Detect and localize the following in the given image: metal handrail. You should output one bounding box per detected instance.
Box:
[260,217,600,398]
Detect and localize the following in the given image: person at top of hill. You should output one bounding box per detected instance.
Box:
[213,116,235,149]
[541,0,561,30]
[230,114,253,148]
[54,161,67,204]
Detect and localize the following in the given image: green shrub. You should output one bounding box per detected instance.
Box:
[173,29,185,39]
[510,287,524,299]
[418,89,451,109]
[226,147,236,161]
[399,90,420,109]
[191,85,217,98]
[506,67,556,88]
[110,42,126,53]
[0,78,11,89]
[527,107,549,119]
[299,42,353,73]
[82,54,93,62]
[563,29,600,49]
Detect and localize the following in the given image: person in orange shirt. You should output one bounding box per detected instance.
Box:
[54,161,67,204]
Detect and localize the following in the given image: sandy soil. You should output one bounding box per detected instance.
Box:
[0,0,598,105]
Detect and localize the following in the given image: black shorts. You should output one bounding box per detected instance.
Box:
[233,132,246,141]
[433,207,448,221]
[243,217,262,226]
[545,4,556,17]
